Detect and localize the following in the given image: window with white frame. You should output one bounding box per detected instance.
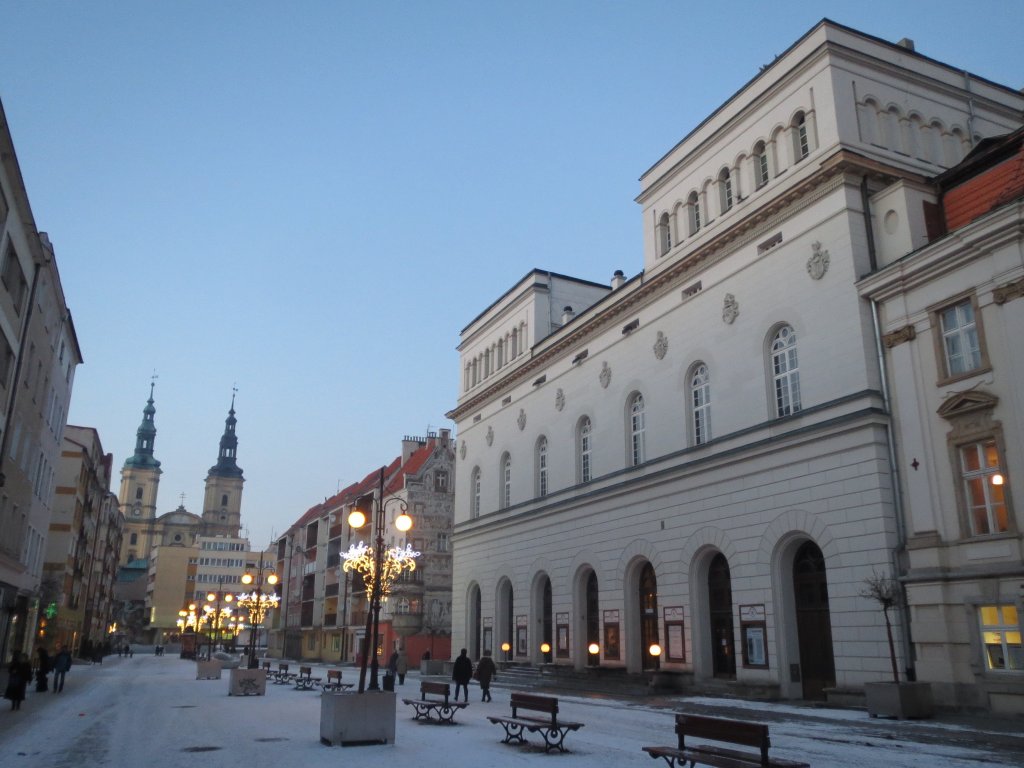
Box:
[536,436,548,498]
[470,466,481,518]
[687,192,701,235]
[1,243,27,316]
[979,604,1022,672]
[436,532,450,552]
[657,212,671,256]
[938,299,982,377]
[629,394,645,466]
[793,112,810,161]
[500,453,511,509]
[961,439,1008,535]
[691,363,711,445]
[771,325,801,417]
[754,142,770,187]
[578,417,593,483]
[719,168,733,213]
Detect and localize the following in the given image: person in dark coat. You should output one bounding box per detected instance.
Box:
[476,651,497,702]
[451,648,473,702]
[52,644,72,693]
[34,647,51,692]
[395,649,408,685]
[5,652,31,710]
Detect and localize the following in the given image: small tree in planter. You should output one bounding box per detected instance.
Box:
[860,571,933,718]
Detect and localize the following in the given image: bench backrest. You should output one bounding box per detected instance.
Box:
[278,663,289,673]
[421,681,451,701]
[261,661,271,671]
[510,692,558,725]
[326,670,342,683]
[675,714,770,764]
[299,665,312,678]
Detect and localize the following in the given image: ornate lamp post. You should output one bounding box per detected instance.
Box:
[202,588,234,659]
[238,554,279,669]
[177,603,200,659]
[343,466,419,692]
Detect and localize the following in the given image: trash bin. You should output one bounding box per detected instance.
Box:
[382,672,395,692]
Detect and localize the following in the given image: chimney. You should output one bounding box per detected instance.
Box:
[611,270,626,289]
[561,306,575,324]
[438,428,451,446]
[401,435,425,463]
[896,37,915,52]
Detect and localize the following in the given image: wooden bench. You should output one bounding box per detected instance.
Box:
[487,692,584,753]
[270,663,294,684]
[642,713,809,768]
[401,681,467,724]
[261,661,271,673]
[321,669,353,692]
[293,665,323,690]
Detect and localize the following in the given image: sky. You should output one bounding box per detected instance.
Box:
[1,1,1021,548]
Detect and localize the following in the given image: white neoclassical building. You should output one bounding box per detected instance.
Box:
[447,19,1023,707]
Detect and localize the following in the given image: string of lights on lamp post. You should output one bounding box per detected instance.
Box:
[342,466,419,692]
[237,553,279,669]
[202,579,234,659]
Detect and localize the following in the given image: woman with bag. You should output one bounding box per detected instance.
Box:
[5,652,31,710]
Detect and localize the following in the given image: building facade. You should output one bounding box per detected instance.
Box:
[859,127,1024,711]
[0,98,82,662]
[447,20,1023,708]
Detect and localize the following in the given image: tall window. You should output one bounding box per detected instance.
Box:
[939,299,982,377]
[961,440,1008,535]
[470,467,481,518]
[501,454,512,509]
[687,192,701,235]
[691,364,711,445]
[536,437,549,498]
[657,212,671,256]
[771,325,801,417]
[629,394,645,466]
[754,142,770,187]
[1,243,27,316]
[979,605,1022,672]
[578,417,593,483]
[719,168,733,213]
[793,112,810,161]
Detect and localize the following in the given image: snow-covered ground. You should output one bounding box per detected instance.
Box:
[1,654,1020,768]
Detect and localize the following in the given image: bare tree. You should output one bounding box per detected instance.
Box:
[861,571,902,683]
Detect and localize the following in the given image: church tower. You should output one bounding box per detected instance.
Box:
[201,393,243,537]
[118,382,162,565]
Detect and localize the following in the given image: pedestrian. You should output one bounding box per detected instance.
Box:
[5,652,31,710]
[452,648,473,702]
[35,646,51,691]
[387,650,399,676]
[476,650,497,702]
[52,644,72,693]
[396,649,408,685]
[128,645,134,658]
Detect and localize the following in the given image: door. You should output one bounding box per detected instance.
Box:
[639,562,660,671]
[793,541,836,699]
[708,553,736,679]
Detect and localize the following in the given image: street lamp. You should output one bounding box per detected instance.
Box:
[177,603,200,659]
[238,553,280,669]
[342,466,419,692]
[203,586,234,659]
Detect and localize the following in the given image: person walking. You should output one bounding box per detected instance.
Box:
[5,652,31,710]
[52,644,72,693]
[476,650,497,702]
[34,646,51,692]
[452,648,473,702]
[396,649,408,685]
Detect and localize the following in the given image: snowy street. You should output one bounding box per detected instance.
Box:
[1,654,1021,768]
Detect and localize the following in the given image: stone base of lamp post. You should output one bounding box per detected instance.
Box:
[196,659,222,680]
[319,690,397,746]
[227,667,267,696]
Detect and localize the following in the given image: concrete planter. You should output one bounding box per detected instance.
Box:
[864,681,934,719]
[196,659,222,680]
[320,690,397,746]
[228,668,267,696]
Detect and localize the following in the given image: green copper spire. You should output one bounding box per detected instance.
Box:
[208,392,243,478]
[124,382,161,469]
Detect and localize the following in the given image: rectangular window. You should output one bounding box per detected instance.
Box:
[0,333,13,391]
[940,299,982,377]
[961,440,1008,535]
[1,243,27,315]
[979,605,1022,672]
[757,153,769,187]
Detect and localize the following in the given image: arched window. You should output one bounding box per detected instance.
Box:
[470,466,481,518]
[691,363,711,445]
[771,325,801,417]
[687,191,701,235]
[536,436,549,498]
[629,393,645,466]
[718,168,733,213]
[500,453,512,509]
[753,142,769,188]
[793,112,810,161]
[657,212,672,256]
[135,487,143,500]
[221,494,228,506]
[578,417,593,483]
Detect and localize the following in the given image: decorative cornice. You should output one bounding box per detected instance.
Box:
[936,389,999,420]
[993,277,1024,305]
[882,325,916,348]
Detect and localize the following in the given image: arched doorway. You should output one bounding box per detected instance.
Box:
[708,553,736,679]
[586,571,600,667]
[532,574,552,664]
[496,578,514,663]
[467,584,482,661]
[793,541,836,699]
[639,563,659,671]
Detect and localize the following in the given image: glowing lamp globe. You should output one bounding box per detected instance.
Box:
[395,512,413,532]
[649,643,662,657]
[540,642,551,654]
[588,643,600,655]
[348,509,367,529]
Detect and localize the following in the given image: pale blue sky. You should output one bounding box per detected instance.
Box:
[1,1,1020,547]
